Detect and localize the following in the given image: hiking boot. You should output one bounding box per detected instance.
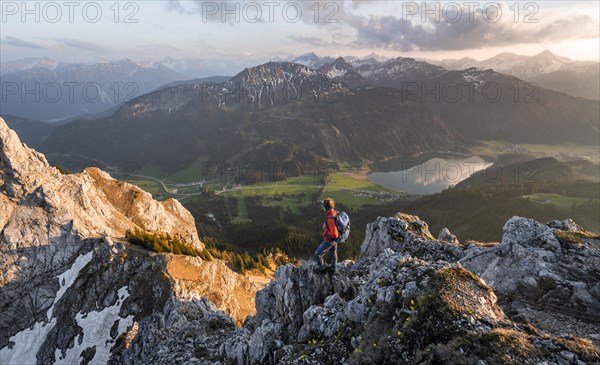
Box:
[313,265,328,274]
[325,266,336,275]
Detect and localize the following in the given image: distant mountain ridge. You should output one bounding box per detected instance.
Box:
[289,50,599,101]
[0,57,61,74]
[289,52,389,69]
[0,57,252,121]
[316,57,599,144]
[5,50,595,124]
[353,56,447,87]
[290,52,336,69]
[430,50,600,100]
[317,57,371,89]
[3,53,598,176]
[431,50,593,79]
[0,59,185,121]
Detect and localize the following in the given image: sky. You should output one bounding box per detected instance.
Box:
[1,0,599,65]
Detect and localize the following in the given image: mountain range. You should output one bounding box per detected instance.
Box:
[2,50,597,124]
[40,62,464,174]
[286,50,600,100]
[303,56,599,144]
[34,57,599,175]
[0,54,380,122]
[1,51,598,178]
[286,52,387,69]
[281,50,600,100]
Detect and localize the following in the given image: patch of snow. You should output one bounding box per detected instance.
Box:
[52,251,95,318]
[462,74,482,83]
[0,318,57,365]
[328,66,347,78]
[55,286,133,365]
[0,251,94,365]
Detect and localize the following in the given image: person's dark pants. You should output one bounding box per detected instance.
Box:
[314,240,337,269]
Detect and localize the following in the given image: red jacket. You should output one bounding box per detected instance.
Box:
[323,209,339,242]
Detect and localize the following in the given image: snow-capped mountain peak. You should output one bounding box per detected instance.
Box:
[426,50,599,99]
[291,53,335,69]
[0,57,60,75]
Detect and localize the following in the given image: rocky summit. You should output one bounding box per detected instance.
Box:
[222,214,600,365]
[1,117,599,364]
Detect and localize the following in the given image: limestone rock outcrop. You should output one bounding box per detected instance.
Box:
[221,214,600,364]
[0,118,257,365]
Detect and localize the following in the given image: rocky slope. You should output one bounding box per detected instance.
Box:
[317,58,371,89]
[0,117,258,364]
[221,214,600,364]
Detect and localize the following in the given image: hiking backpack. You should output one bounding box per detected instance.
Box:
[332,210,350,243]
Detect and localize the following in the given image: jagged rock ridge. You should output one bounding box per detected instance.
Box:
[221,214,600,364]
[0,117,258,365]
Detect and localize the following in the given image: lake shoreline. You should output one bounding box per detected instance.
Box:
[368,154,493,195]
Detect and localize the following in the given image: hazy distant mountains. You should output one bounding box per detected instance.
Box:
[317,57,371,89]
[0,54,380,122]
[429,50,600,100]
[293,50,599,100]
[289,52,386,69]
[0,57,61,74]
[432,50,586,80]
[0,59,183,121]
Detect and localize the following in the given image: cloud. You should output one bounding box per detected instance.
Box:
[56,39,107,52]
[287,34,347,49]
[165,0,195,15]
[164,1,598,53]
[347,3,599,52]
[164,0,349,25]
[288,35,331,47]
[2,36,45,49]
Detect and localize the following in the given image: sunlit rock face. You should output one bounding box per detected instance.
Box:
[0,117,256,365]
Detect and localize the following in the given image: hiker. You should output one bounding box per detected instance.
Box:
[313,198,339,274]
